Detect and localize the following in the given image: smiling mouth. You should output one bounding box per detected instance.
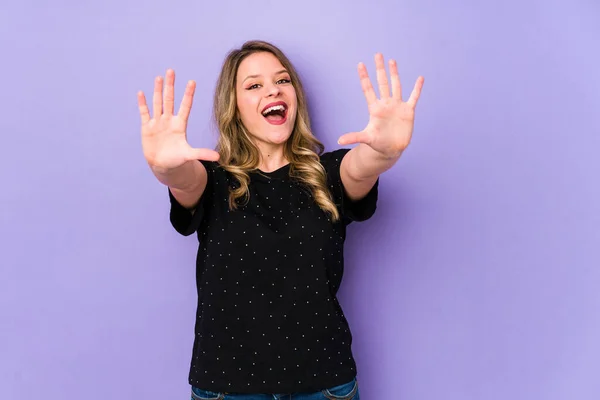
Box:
[262,103,288,125]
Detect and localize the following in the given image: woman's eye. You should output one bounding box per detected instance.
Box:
[246,78,290,90]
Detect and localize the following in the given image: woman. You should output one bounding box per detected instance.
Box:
[137,40,423,400]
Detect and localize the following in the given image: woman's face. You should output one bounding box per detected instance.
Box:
[236,51,298,151]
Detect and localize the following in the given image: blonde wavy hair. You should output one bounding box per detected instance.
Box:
[212,40,340,222]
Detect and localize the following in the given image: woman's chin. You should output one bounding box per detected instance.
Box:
[270,132,292,145]
[262,128,293,144]
[248,120,296,146]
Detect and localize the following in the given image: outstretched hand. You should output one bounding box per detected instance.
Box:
[337,54,424,158]
[138,69,220,172]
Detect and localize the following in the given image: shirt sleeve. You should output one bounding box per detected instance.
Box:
[168,160,215,236]
[320,148,379,223]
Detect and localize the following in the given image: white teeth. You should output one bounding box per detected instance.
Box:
[262,105,286,115]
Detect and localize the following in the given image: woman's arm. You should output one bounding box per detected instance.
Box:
[152,160,209,210]
[339,144,401,201]
[337,53,424,201]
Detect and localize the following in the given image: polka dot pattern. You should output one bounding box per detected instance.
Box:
[168,148,378,394]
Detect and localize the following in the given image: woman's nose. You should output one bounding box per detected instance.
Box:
[266,83,280,97]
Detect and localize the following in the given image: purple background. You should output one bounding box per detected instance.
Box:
[1,1,599,399]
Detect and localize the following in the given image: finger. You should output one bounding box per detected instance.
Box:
[389,59,402,100]
[407,76,425,108]
[337,131,370,146]
[375,53,390,99]
[152,76,163,118]
[178,80,196,121]
[137,91,151,124]
[163,69,175,116]
[358,62,377,107]
[186,147,220,162]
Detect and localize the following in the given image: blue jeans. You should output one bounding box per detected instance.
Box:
[191,377,359,400]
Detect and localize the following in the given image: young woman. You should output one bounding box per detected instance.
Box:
[137,40,423,400]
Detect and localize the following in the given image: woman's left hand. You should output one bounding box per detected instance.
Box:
[337,53,424,158]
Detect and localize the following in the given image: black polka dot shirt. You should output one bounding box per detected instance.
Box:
[168,148,378,394]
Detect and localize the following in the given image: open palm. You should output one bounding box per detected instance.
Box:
[338,54,424,158]
[138,69,219,172]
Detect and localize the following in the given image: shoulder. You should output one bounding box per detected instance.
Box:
[196,160,234,195]
[319,148,351,169]
[199,160,231,182]
[199,159,220,173]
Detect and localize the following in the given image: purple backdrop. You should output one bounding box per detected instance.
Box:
[1,1,599,399]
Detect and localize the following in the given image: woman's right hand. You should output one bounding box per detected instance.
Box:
[137,69,220,173]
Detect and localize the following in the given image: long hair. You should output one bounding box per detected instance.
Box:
[212,40,340,222]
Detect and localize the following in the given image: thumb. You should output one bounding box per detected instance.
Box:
[186,147,220,162]
[337,131,370,146]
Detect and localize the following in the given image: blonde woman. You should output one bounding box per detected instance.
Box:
[138,40,424,400]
